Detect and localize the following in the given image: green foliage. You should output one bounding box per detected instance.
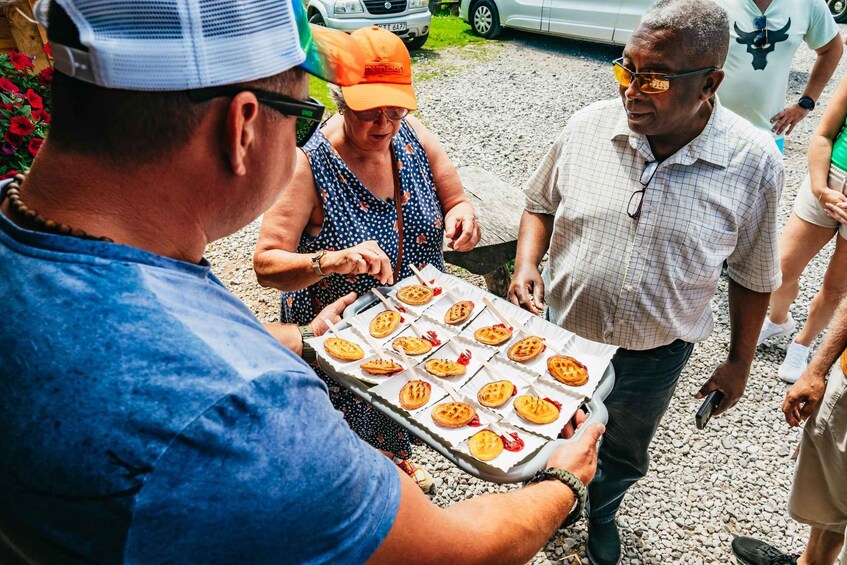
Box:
[421,13,486,51]
[309,75,337,114]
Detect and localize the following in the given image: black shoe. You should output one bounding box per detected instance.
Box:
[731,536,798,565]
[586,520,621,565]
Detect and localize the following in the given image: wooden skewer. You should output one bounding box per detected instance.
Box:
[323,318,342,338]
[439,381,463,403]
[490,421,511,437]
[544,339,565,357]
[409,264,436,289]
[446,339,463,355]
[509,317,529,338]
[444,286,461,302]
[372,288,405,315]
[480,358,502,383]
[397,348,414,370]
[482,297,513,328]
[350,321,388,360]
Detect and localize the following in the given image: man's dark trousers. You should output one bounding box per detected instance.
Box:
[587,339,696,523]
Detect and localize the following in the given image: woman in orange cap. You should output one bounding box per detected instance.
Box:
[254,26,480,492]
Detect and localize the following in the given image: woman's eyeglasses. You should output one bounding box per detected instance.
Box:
[628,161,659,221]
[350,107,410,122]
[753,15,768,48]
[613,57,718,94]
[188,87,325,147]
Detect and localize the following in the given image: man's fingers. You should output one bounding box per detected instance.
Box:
[579,423,605,446]
[694,382,712,400]
[338,291,357,309]
[507,285,520,307]
[532,279,546,311]
[574,408,588,426]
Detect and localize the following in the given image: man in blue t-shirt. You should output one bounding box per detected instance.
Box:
[0,1,604,563]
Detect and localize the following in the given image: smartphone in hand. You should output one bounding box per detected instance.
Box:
[695,390,725,430]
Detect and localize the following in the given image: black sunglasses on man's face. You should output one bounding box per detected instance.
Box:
[188,87,325,147]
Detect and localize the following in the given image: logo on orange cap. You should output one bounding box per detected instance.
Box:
[365,63,405,77]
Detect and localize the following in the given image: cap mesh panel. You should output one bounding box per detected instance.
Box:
[55,0,306,90]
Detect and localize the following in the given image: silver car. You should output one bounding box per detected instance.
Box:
[307,0,432,49]
[459,0,652,43]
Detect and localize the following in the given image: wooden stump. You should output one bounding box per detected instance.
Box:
[1,0,50,71]
[443,166,522,297]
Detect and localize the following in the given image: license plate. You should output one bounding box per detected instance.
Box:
[377,22,407,32]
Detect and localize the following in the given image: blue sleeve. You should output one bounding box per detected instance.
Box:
[124,369,401,565]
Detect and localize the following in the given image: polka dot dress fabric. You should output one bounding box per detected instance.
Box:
[281,119,445,458]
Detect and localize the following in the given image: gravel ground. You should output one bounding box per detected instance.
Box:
[207,27,847,564]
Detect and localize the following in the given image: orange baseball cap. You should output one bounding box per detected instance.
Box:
[341,26,417,111]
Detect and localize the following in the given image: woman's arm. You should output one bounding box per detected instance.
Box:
[406,116,481,252]
[254,151,327,291]
[808,73,847,202]
[254,151,394,291]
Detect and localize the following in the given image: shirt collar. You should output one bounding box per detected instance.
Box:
[610,97,730,168]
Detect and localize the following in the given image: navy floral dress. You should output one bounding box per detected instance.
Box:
[282,119,445,458]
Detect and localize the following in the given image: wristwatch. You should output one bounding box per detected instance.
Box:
[798,96,816,111]
[298,325,317,364]
[310,249,328,277]
[525,468,587,527]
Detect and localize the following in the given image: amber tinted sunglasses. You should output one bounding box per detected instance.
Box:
[613,57,718,94]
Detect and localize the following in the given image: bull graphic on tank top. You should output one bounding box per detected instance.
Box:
[733,18,791,70]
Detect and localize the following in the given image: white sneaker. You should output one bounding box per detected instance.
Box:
[757,314,796,346]
[778,341,810,384]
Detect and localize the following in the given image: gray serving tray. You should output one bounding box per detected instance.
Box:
[318,290,615,484]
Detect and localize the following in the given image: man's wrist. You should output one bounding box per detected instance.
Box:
[798,96,816,111]
[525,468,586,527]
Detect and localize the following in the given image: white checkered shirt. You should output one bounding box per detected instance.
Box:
[524,99,783,351]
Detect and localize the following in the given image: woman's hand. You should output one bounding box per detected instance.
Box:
[820,186,847,225]
[322,240,394,285]
[817,186,847,207]
[443,202,481,252]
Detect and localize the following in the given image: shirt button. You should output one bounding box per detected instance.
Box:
[625,285,634,292]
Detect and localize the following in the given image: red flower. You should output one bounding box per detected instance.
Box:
[31,108,50,123]
[27,137,43,156]
[38,67,53,87]
[9,116,34,137]
[0,103,12,113]
[0,170,19,180]
[42,42,53,58]
[416,234,427,245]
[0,78,20,94]
[24,89,43,109]
[4,131,22,146]
[8,50,33,71]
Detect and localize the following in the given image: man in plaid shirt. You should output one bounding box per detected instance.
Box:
[509,1,783,563]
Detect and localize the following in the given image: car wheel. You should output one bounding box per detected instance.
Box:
[470,0,501,39]
[308,12,326,25]
[830,0,847,22]
[406,33,429,50]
